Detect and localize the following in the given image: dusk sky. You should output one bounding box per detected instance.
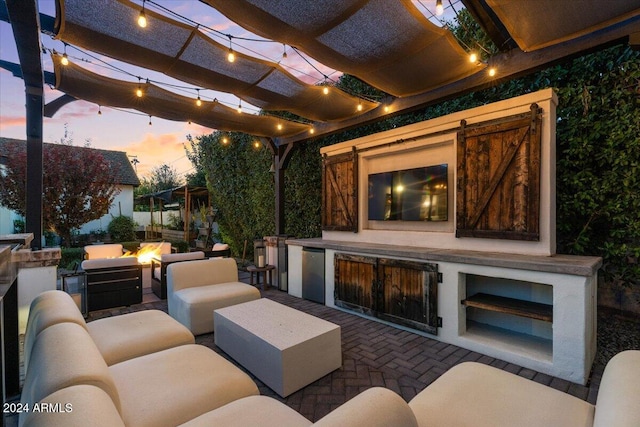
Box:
[0,1,447,180]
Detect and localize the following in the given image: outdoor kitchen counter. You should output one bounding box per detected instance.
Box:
[287,237,601,385]
[286,238,602,277]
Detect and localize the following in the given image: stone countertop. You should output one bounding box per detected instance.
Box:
[286,238,602,277]
[0,233,33,246]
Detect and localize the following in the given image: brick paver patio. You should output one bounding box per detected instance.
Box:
[83,268,602,423]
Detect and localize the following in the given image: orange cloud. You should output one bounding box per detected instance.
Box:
[0,115,26,130]
[113,127,212,180]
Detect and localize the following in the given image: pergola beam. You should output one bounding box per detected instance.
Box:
[5,0,44,249]
[276,15,640,146]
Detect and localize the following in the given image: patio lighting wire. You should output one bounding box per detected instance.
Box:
[43,44,314,123]
[144,0,332,84]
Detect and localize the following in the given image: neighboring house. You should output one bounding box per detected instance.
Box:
[0,137,140,236]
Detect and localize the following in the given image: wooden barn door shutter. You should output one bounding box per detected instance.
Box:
[334,253,377,316]
[456,104,542,241]
[322,149,358,232]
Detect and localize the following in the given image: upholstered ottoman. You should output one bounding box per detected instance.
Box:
[214,298,342,397]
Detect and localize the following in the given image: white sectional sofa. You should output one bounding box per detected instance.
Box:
[166,257,261,335]
[20,291,259,427]
[179,350,640,427]
[19,290,640,427]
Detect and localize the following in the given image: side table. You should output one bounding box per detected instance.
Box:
[247,265,275,290]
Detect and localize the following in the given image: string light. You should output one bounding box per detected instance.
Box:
[148,115,152,126]
[138,0,147,28]
[323,86,329,95]
[254,140,261,149]
[357,102,363,112]
[435,0,444,16]
[196,89,202,107]
[97,105,102,115]
[309,128,315,134]
[384,105,390,113]
[277,123,283,131]
[237,100,242,113]
[61,43,69,66]
[227,35,235,63]
[282,44,287,59]
[136,78,143,97]
[469,52,478,63]
[488,67,497,77]
[222,136,229,145]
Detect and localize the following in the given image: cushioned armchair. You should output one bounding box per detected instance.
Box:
[151,251,206,299]
[167,258,260,335]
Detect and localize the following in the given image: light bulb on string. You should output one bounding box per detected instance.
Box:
[254,140,261,149]
[61,43,69,66]
[357,102,363,112]
[488,67,497,77]
[282,44,287,59]
[227,35,235,63]
[237,100,242,114]
[323,86,329,95]
[277,123,283,131]
[469,52,478,63]
[148,115,152,126]
[97,106,102,115]
[136,78,143,98]
[309,127,315,134]
[196,89,202,107]
[436,0,444,16]
[222,136,229,145]
[384,105,390,113]
[138,0,147,28]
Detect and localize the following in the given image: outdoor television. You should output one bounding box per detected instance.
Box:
[368,164,448,221]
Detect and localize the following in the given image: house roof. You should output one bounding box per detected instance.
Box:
[0,137,141,186]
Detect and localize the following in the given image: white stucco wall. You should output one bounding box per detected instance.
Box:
[0,205,21,235]
[79,185,135,234]
[320,88,558,256]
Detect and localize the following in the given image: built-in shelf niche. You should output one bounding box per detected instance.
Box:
[461,273,553,360]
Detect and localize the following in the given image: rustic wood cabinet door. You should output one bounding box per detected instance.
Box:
[456,104,542,240]
[334,253,377,316]
[377,258,439,334]
[335,253,439,335]
[322,150,358,232]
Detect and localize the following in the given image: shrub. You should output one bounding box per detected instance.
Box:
[59,247,84,271]
[169,240,189,253]
[108,215,137,242]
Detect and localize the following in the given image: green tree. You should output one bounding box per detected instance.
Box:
[191,132,274,258]
[0,130,120,246]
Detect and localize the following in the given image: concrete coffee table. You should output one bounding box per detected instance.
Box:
[214,298,341,397]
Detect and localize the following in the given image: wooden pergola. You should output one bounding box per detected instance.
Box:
[2,0,639,247]
[135,185,211,242]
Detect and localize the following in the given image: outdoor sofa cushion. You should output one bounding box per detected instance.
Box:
[23,290,194,369]
[83,243,123,259]
[167,258,260,334]
[408,361,595,427]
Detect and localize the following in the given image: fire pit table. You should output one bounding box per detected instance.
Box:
[81,257,142,311]
[214,298,341,397]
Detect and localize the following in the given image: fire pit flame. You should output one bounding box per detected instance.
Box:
[123,242,166,265]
